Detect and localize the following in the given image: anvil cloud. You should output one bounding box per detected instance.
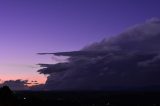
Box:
[38,18,160,90]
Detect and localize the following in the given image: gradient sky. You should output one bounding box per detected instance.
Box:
[0,0,160,84]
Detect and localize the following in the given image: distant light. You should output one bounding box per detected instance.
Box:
[24,97,26,100]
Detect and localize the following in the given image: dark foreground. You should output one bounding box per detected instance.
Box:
[1,87,160,106]
[14,91,160,106]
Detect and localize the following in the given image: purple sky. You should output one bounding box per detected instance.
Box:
[0,0,160,83]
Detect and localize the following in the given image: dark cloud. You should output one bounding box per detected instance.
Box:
[38,51,111,57]
[38,18,160,90]
[0,80,45,91]
[0,80,29,90]
[38,63,70,74]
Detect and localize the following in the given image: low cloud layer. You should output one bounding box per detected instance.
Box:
[0,80,44,91]
[0,80,29,90]
[38,18,160,90]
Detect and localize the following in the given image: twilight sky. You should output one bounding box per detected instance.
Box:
[0,0,160,84]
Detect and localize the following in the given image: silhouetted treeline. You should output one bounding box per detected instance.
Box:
[0,86,18,106]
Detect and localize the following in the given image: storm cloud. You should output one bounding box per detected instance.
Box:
[38,18,160,90]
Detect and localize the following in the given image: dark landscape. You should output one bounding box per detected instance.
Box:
[1,86,160,106]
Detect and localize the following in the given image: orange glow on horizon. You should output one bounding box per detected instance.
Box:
[0,74,47,85]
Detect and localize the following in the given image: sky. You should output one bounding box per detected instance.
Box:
[0,0,160,84]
